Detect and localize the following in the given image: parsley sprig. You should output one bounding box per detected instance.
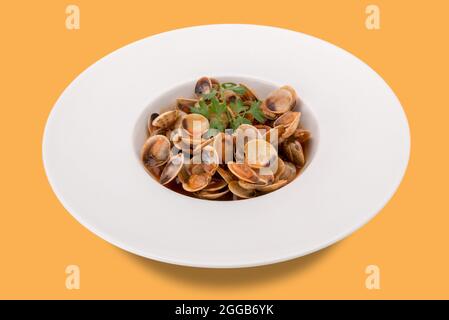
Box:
[229,100,265,130]
[190,84,265,132]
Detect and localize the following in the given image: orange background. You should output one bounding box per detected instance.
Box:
[0,0,448,299]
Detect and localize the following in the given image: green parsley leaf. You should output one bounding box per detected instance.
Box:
[190,100,209,118]
[248,100,266,123]
[230,99,247,115]
[230,86,247,95]
[210,97,226,115]
[210,118,226,132]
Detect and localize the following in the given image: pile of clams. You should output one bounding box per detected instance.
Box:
[141,77,311,200]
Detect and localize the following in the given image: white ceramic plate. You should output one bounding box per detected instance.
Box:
[43,24,410,268]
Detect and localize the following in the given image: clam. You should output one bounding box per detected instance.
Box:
[189,146,219,179]
[258,168,276,185]
[141,135,171,169]
[176,98,198,113]
[181,113,210,137]
[227,162,265,184]
[228,181,256,199]
[280,85,298,103]
[273,111,301,139]
[239,83,258,101]
[147,165,163,180]
[152,110,180,129]
[261,87,295,115]
[278,161,297,182]
[147,113,159,135]
[256,179,288,193]
[174,110,187,129]
[160,153,184,185]
[274,158,286,181]
[195,76,213,96]
[177,164,191,184]
[282,139,305,167]
[260,103,277,120]
[217,166,235,184]
[196,188,229,200]
[170,128,190,151]
[237,180,259,190]
[244,139,278,169]
[293,128,312,143]
[183,173,211,192]
[203,177,228,192]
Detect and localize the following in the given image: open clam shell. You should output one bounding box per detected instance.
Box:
[278,161,297,182]
[176,98,198,113]
[217,166,235,184]
[261,87,295,115]
[256,179,288,193]
[152,110,180,129]
[227,161,265,184]
[160,153,184,185]
[203,177,228,192]
[181,113,210,137]
[196,188,229,200]
[273,111,301,140]
[228,181,256,199]
[141,135,171,169]
[195,76,213,96]
[182,173,211,192]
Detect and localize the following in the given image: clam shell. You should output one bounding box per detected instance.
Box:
[228,181,256,199]
[278,161,297,182]
[283,140,305,167]
[141,135,171,169]
[227,162,265,184]
[176,98,198,113]
[263,87,295,114]
[147,113,159,135]
[152,110,180,129]
[256,179,288,193]
[239,83,258,101]
[195,77,212,96]
[273,111,301,139]
[293,128,312,143]
[203,177,228,192]
[181,113,210,137]
[217,166,235,184]
[196,188,229,200]
[160,153,184,185]
[182,173,211,192]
